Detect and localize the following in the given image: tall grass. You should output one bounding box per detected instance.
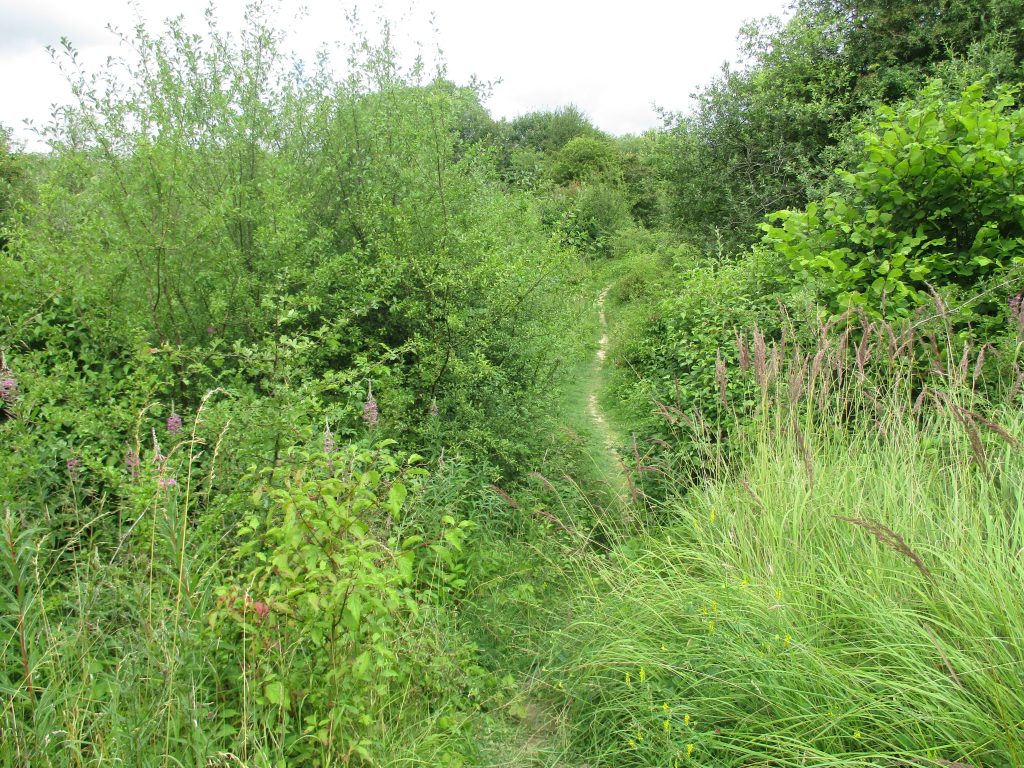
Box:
[0,408,479,767]
[539,310,1024,767]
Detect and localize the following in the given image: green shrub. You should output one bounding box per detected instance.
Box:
[212,441,474,764]
[559,182,633,256]
[0,126,24,251]
[608,250,785,485]
[762,79,1024,324]
[552,136,621,185]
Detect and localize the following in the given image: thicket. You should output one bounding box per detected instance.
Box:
[5,0,1024,765]
[652,0,1024,253]
[0,8,584,766]
[608,0,1024,484]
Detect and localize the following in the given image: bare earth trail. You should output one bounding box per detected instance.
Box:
[587,285,631,504]
[478,284,629,767]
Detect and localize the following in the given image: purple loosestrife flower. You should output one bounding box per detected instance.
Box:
[363,385,379,427]
[158,476,177,489]
[0,377,17,403]
[167,412,183,434]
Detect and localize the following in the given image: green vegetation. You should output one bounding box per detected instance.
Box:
[764,80,1024,320]
[545,321,1024,767]
[3,2,1024,766]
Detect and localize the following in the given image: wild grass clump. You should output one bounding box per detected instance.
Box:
[619,287,1024,499]
[540,316,1024,767]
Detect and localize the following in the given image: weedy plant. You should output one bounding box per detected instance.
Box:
[0,405,481,767]
[210,440,474,765]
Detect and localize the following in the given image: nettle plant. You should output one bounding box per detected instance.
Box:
[762,80,1024,323]
[212,440,472,764]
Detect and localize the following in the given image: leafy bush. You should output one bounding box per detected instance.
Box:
[502,104,603,154]
[607,249,784,484]
[552,136,621,185]
[18,10,579,474]
[213,441,474,764]
[762,80,1024,323]
[558,182,633,256]
[656,12,853,252]
[0,126,24,251]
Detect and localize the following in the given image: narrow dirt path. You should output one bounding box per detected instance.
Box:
[477,285,629,767]
[587,286,630,502]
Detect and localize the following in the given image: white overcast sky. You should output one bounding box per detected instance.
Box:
[1,0,789,149]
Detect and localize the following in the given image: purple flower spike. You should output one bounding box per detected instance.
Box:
[167,412,183,434]
[158,476,177,489]
[0,377,17,402]
[324,422,336,455]
[66,457,82,478]
[363,386,379,428]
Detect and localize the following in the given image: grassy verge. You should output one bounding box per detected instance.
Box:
[522,331,1024,767]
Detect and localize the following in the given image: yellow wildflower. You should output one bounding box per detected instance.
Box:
[684,713,692,726]
[639,666,647,684]
[687,743,695,758]
[663,719,671,733]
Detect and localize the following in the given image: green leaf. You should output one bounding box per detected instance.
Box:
[386,482,407,516]
[397,551,415,584]
[265,681,286,706]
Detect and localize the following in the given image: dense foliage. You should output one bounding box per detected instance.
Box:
[4,1,1024,765]
[655,0,1024,251]
[1,9,581,765]
[763,80,1024,320]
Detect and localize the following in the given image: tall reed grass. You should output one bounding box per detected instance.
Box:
[541,306,1024,767]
